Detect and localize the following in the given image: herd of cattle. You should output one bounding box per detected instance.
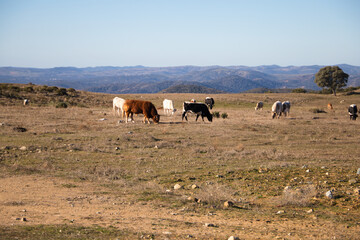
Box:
[112,96,359,123]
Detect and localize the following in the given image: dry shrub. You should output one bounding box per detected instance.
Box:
[194,183,235,207]
[278,185,316,207]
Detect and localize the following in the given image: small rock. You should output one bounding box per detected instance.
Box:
[224,201,234,208]
[276,210,285,214]
[216,175,224,178]
[163,231,172,235]
[99,118,107,121]
[154,145,158,149]
[349,179,358,185]
[354,188,360,195]
[307,209,314,213]
[187,196,198,202]
[306,169,310,173]
[21,217,27,222]
[191,184,199,189]
[284,186,292,191]
[19,146,27,151]
[357,168,360,174]
[325,190,334,199]
[228,236,240,240]
[204,223,215,227]
[174,184,182,190]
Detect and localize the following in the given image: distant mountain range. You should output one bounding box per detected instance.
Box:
[1,64,359,93]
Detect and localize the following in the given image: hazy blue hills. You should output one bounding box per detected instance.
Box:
[0,64,359,94]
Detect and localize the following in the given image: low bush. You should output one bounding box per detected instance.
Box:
[56,102,68,108]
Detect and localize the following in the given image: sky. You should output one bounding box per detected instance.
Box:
[0,0,359,68]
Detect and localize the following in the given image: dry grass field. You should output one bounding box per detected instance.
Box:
[1,84,360,239]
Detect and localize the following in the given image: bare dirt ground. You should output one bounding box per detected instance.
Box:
[1,89,360,239]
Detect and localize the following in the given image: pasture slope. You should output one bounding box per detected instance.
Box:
[1,85,360,239]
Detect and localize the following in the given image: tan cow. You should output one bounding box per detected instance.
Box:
[123,100,160,124]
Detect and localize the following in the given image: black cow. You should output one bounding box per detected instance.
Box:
[182,102,213,122]
[348,104,358,120]
[205,97,215,109]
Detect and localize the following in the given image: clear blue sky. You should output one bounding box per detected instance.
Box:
[0,0,359,68]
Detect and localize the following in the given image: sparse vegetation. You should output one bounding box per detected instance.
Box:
[0,84,360,239]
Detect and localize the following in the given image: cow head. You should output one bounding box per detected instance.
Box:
[207,114,213,122]
[153,114,160,124]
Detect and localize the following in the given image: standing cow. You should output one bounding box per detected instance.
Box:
[163,99,176,115]
[348,104,358,120]
[182,102,213,122]
[205,97,215,109]
[123,100,160,124]
[23,99,29,106]
[255,101,263,110]
[113,97,126,118]
[272,101,283,119]
[282,101,291,117]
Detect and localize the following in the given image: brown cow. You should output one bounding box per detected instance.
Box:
[327,103,333,110]
[123,100,160,124]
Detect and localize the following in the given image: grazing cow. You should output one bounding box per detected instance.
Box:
[327,103,333,110]
[282,101,291,117]
[23,99,29,106]
[123,100,160,124]
[271,101,283,119]
[205,97,215,109]
[348,104,358,120]
[163,99,176,115]
[113,97,126,117]
[255,101,263,111]
[182,102,213,122]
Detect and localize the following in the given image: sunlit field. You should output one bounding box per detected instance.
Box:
[1,85,360,239]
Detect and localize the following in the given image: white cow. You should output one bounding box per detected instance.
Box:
[272,101,283,119]
[282,101,291,117]
[113,97,126,118]
[163,99,176,115]
[23,99,29,106]
[255,101,263,110]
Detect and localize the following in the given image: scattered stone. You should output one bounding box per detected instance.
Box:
[16,217,27,221]
[354,188,360,195]
[173,184,182,190]
[306,169,310,173]
[224,201,234,208]
[154,145,158,149]
[187,196,198,202]
[301,165,308,169]
[163,231,172,235]
[349,179,358,185]
[19,146,27,151]
[276,210,285,214]
[357,168,360,174]
[325,190,334,199]
[22,209,27,212]
[228,236,240,240]
[204,223,215,227]
[307,209,314,213]
[99,118,107,121]
[191,184,199,189]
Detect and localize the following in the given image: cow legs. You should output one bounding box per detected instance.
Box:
[182,112,188,121]
[195,114,200,121]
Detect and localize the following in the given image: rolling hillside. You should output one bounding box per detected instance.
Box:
[1,64,359,93]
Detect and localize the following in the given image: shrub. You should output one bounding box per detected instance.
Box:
[310,108,326,113]
[292,88,307,93]
[56,102,68,108]
[212,111,220,118]
[221,113,228,119]
[24,86,34,92]
[56,88,68,96]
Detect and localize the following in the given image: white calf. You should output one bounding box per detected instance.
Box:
[113,97,126,118]
[272,101,283,119]
[163,99,176,115]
